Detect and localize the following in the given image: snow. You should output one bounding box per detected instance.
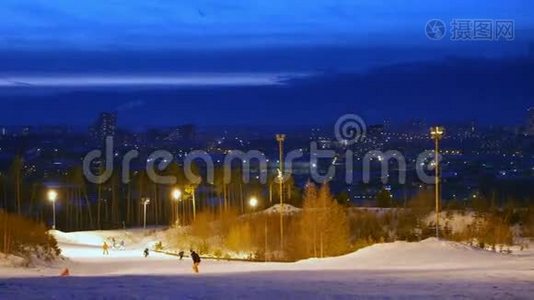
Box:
[262,204,301,215]
[1,228,533,299]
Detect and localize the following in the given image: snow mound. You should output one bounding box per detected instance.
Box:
[0,255,27,268]
[296,238,519,270]
[263,204,301,215]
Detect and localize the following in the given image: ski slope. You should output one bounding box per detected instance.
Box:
[1,228,533,299]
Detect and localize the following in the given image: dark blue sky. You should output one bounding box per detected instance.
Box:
[0,1,533,129]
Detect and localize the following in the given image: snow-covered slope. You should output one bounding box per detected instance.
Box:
[1,229,533,298]
[296,238,525,270]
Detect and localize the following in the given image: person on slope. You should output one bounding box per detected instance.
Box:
[102,241,109,255]
[190,250,201,273]
[144,248,150,258]
[178,250,184,260]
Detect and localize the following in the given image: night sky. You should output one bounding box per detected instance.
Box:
[0,1,533,129]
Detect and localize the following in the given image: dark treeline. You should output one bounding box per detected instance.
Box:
[0,155,301,232]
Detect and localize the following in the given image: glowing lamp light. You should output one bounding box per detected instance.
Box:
[172,188,182,201]
[47,189,58,202]
[430,126,445,140]
[249,197,258,208]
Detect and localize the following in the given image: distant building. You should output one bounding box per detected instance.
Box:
[310,128,323,141]
[90,112,117,142]
[367,124,385,137]
[165,124,196,142]
[21,126,32,136]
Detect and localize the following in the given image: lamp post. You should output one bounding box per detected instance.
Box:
[275,134,285,252]
[47,189,58,230]
[430,126,445,239]
[171,188,182,226]
[142,198,150,230]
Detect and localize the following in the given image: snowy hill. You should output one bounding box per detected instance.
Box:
[295,238,525,271]
[262,204,301,215]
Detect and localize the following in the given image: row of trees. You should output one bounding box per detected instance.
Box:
[165,182,350,261]
[163,186,533,261]
[0,155,302,232]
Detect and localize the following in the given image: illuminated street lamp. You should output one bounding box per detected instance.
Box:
[248,196,258,211]
[430,126,445,238]
[172,188,182,201]
[47,189,58,230]
[171,188,182,225]
[275,134,286,252]
[142,198,151,230]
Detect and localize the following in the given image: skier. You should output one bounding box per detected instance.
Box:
[111,237,116,249]
[102,241,109,255]
[190,250,201,273]
[178,250,184,260]
[120,240,125,250]
[143,248,150,258]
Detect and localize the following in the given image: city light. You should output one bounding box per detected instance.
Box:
[172,188,182,201]
[47,189,58,202]
[249,196,258,208]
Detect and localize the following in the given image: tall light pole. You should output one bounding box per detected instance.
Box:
[47,189,58,230]
[430,126,444,239]
[171,188,182,226]
[275,133,286,252]
[142,198,150,230]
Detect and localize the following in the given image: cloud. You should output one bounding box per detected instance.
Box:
[0,73,309,87]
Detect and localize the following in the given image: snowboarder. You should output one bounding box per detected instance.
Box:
[178,250,184,260]
[144,248,150,258]
[102,242,109,255]
[190,250,201,273]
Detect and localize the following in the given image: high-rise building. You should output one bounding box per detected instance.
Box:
[90,112,117,141]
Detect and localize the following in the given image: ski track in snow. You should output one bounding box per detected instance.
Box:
[1,229,533,299]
